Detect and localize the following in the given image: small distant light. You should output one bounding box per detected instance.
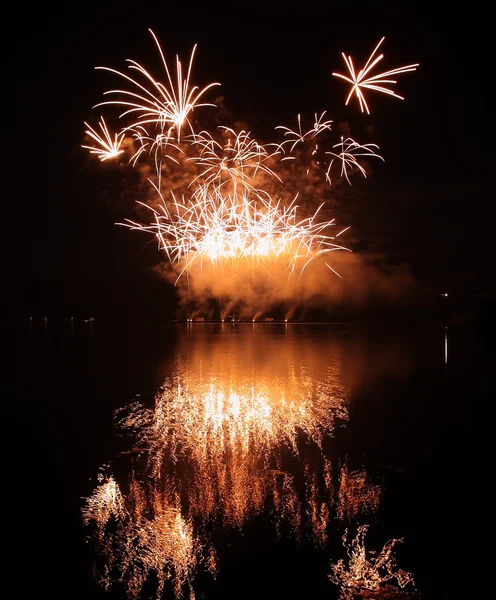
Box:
[285,319,288,322]
[444,293,449,297]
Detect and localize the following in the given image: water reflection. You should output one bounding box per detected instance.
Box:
[444,326,448,374]
[335,461,382,522]
[329,525,415,599]
[83,325,415,598]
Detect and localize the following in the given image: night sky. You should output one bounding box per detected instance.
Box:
[13,3,493,322]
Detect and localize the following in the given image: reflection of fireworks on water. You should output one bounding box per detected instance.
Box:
[332,36,419,114]
[83,349,387,598]
[82,475,126,538]
[82,30,413,301]
[329,525,416,600]
[83,475,209,599]
[116,364,349,529]
[336,462,382,522]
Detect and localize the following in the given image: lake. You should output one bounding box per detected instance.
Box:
[13,319,493,599]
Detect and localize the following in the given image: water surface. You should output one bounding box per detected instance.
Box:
[14,320,493,599]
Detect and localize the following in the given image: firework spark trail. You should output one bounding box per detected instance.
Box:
[82,117,125,161]
[275,111,334,155]
[121,183,351,284]
[326,136,384,185]
[273,112,383,185]
[332,36,419,114]
[82,32,417,313]
[82,475,127,536]
[129,125,183,169]
[187,127,282,194]
[93,29,220,144]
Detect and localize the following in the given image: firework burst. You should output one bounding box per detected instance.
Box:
[275,111,334,155]
[94,29,220,144]
[332,36,419,114]
[82,31,417,312]
[82,117,125,161]
[121,182,351,284]
[188,127,281,194]
[326,136,384,185]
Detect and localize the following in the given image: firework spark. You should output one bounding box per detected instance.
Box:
[129,125,183,168]
[275,111,334,155]
[332,37,419,114]
[82,117,125,161]
[273,112,383,186]
[83,31,416,316]
[93,29,220,144]
[326,136,384,185]
[121,183,351,284]
[188,127,281,194]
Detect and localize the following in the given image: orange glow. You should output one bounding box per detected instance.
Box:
[83,328,388,597]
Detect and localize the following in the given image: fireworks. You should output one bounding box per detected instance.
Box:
[80,31,420,599]
[82,475,126,535]
[82,117,125,161]
[82,31,411,297]
[326,136,384,185]
[188,127,281,194]
[94,29,220,143]
[332,36,419,114]
[121,184,350,284]
[275,111,334,154]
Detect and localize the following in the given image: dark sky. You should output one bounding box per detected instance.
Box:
[12,3,493,320]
